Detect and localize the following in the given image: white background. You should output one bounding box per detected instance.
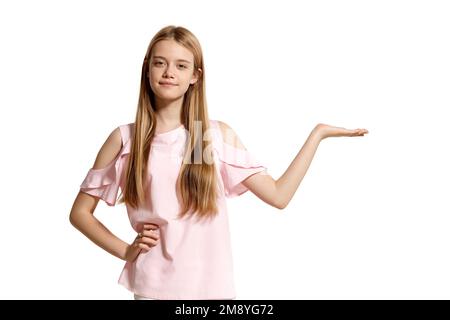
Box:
[1,0,449,299]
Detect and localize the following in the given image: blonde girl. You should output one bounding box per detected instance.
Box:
[69,25,369,300]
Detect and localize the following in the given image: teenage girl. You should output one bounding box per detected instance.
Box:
[69,25,369,300]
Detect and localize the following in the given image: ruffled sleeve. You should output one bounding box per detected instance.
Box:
[211,120,268,198]
[79,124,132,206]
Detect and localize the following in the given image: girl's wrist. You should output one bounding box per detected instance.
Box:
[124,243,141,262]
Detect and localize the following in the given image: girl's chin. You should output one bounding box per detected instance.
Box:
[155,93,183,101]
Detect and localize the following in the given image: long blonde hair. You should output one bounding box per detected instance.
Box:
[117,25,219,220]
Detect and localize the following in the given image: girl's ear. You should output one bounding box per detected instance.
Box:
[191,68,202,85]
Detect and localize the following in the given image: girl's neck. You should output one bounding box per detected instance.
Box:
[154,97,183,128]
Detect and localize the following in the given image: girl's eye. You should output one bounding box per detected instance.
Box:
[153,62,187,69]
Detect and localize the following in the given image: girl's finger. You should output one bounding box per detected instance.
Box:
[143,223,159,230]
[138,243,151,251]
[134,236,158,246]
[356,129,368,135]
[139,237,159,246]
[142,229,160,240]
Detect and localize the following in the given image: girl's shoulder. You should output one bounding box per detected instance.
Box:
[208,119,229,139]
[208,119,246,150]
[117,122,135,145]
[208,119,225,145]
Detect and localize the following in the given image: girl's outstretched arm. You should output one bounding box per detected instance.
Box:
[218,122,368,209]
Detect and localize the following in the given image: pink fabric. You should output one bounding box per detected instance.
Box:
[79,120,267,299]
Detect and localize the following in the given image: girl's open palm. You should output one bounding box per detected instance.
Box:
[315,123,369,139]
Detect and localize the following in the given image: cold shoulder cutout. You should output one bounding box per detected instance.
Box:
[79,123,133,206]
[209,120,268,198]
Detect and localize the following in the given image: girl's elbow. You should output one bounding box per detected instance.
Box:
[272,198,288,210]
[69,210,80,228]
[277,203,287,210]
[69,209,89,228]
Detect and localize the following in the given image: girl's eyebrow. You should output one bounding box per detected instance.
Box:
[153,56,192,64]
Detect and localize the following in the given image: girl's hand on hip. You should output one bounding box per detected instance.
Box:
[125,223,160,262]
[135,223,160,252]
[314,123,369,140]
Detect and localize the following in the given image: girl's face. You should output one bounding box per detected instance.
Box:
[148,39,200,101]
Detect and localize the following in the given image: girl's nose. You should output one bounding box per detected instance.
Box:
[163,64,177,77]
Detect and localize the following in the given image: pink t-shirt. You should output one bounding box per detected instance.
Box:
[79,119,267,299]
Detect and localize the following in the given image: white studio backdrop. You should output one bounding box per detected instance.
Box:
[0,0,449,299]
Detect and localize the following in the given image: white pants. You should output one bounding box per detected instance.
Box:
[134,293,156,300]
[134,293,234,300]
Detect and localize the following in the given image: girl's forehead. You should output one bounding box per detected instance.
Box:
[151,40,193,61]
